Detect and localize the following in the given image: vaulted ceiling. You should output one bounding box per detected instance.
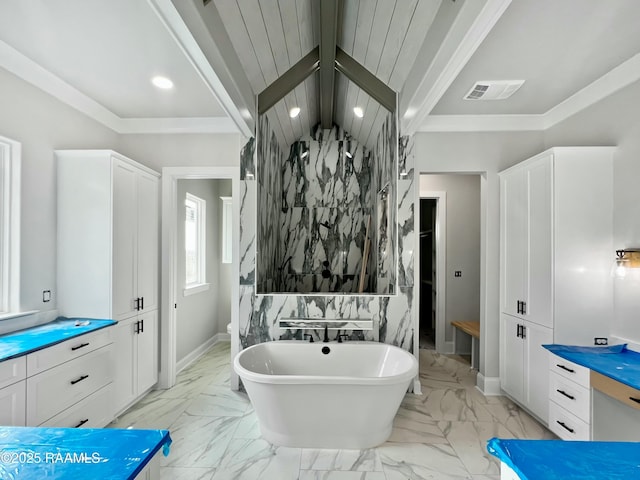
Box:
[1,0,640,149]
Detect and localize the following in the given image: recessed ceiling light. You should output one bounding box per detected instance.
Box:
[289,107,301,118]
[353,107,364,118]
[151,76,174,90]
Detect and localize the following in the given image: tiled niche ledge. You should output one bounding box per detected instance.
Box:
[279,318,373,330]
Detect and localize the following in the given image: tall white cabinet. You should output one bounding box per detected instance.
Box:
[499,147,614,423]
[57,150,160,414]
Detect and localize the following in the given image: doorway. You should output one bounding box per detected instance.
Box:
[159,167,240,390]
[419,199,437,350]
[419,174,481,358]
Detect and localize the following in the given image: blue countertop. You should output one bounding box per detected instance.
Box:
[0,427,171,479]
[0,318,116,362]
[487,437,640,479]
[543,343,640,390]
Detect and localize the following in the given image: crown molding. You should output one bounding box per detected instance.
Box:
[0,38,240,136]
[419,114,545,132]
[543,52,640,129]
[119,117,238,134]
[401,0,513,135]
[0,40,123,131]
[418,52,640,133]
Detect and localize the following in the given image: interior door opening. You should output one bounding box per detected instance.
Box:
[420,199,437,350]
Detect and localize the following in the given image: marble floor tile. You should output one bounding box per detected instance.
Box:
[378,442,471,479]
[298,472,387,480]
[162,413,240,468]
[186,386,251,417]
[110,396,192,430]
[160,466,216,480]
[114,340,555,480]
[404,387,494,422]
[437,421,511,476]
[300,448,382,471]
[231,408,262,439]
[211,438,301,480]
[388,406,448,444]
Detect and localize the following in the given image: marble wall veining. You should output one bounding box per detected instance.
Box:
[239,115,417,356]
[255,115,284,293]
[278,125,374,293]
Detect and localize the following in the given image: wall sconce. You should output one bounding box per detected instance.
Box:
[614,248,640,277]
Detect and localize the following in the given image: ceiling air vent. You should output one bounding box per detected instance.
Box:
[464,80,525,100]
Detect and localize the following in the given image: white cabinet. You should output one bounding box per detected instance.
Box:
[57,150,160,414]
[500,156,552,327]
[0,380,26,426]
[25,327,114,427]
[499,147,614,422]
[113,310,158,413]
[547,354,591,440]
[501,314,552,422]
[57,150,160,322]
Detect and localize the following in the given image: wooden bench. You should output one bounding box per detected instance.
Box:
[451,321,480,369]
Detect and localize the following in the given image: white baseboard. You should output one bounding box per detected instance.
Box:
[476,373,502,396]
[442,340,455,354]
[176,334,229,374]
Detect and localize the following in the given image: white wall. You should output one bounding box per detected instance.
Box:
[176,179,231,363]
[419,174,481,351]
[414,132,545,381]
[544,78,640,345]
[0,67,119,322]
[118,133,242,171]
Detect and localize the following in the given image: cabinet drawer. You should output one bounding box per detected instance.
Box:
[0,356,26,389]
[549,400,590,440]
[26,345,112,425]
[549,353,590,387]
[591,370,640,411]
[549,371,590,422]
[27,326,113,376]
[40,383,114,428]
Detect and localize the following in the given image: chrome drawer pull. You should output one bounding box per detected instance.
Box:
[630,397,640,404]
[74,418,89,428]
[556,420,575,433]
[556,364,575,373]
[557,389,575,400]
[71,342,90,351]
[70,374,89,385]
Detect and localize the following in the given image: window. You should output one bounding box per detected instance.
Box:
[0,136,21,316]
[220,196,232,264]
[184,193,207,294]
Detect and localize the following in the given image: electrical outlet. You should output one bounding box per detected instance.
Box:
[43,290,51,302]
[594,337,608,346]
[454,271,462,277]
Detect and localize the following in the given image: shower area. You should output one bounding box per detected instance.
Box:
[255,113,397,295]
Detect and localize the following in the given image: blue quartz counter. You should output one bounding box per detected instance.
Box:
[487,437,640,479]
[0,427,171,479]
[0,318,116,362]
[543,343,640,390]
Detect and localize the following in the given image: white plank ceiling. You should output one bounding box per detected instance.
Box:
[213,0,441,149]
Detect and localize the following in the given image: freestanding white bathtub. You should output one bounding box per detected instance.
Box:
[233,340,418,449]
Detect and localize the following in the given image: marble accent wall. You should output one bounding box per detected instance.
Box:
[279,125,373,293]
[255,115,284,292]
[372,112,398,294]
[239,122,417,356]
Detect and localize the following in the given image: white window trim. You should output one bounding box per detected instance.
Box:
[185,192,206,289]
[221,196,232,264]
[0,136,21,316]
